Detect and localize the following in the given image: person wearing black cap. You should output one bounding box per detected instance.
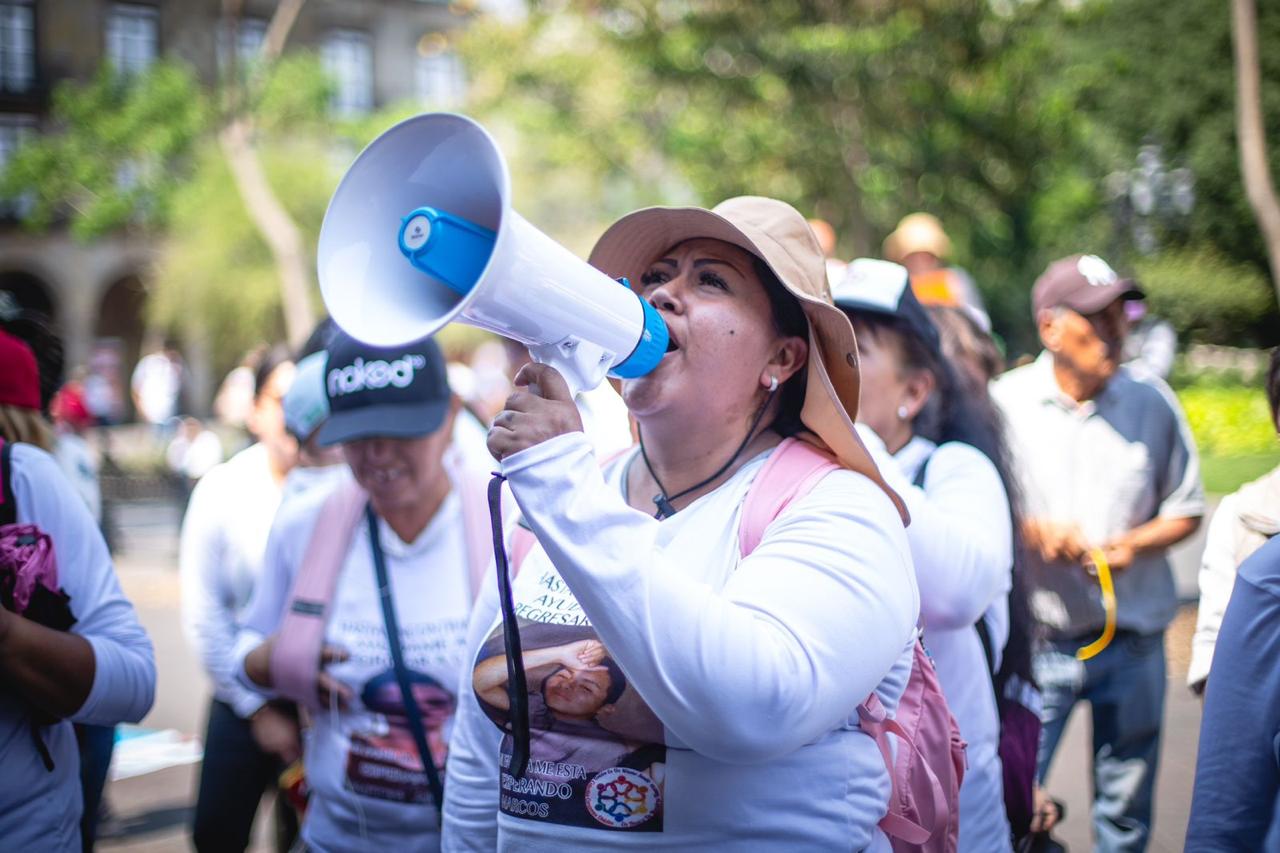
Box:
[834,258,1025,850]
[235,331,495,852]
[992,254,1204,852]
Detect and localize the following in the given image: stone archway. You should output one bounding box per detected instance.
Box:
[93,274,150,422]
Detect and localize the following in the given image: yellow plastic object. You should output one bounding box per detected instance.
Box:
[1076,548,1117,661]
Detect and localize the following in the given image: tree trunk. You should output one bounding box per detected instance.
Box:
[220,0,315,348]
[220,118,315,347]
[1232,0,1280,304]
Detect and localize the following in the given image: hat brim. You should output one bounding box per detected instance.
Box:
[589,206,908,524]
[1061,280,1145,316]
[315,400,450,447]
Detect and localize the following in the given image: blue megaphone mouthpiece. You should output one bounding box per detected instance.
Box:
[398,207,497,296]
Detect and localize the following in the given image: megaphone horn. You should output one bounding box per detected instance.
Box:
[317,112,668,395]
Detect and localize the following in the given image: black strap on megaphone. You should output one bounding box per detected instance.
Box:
[487,473,532,779]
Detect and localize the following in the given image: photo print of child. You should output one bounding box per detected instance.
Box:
[472,620,666,831]
[344,669,456,804]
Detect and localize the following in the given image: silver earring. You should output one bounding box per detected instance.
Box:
[769,375,779,393]
[897,405,909,420]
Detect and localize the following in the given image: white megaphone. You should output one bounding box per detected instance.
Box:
[317,112,668,395]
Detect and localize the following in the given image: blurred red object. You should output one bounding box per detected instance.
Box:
[51,382,93,432]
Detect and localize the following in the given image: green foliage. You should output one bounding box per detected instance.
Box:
[248,54,335,136]
[0,62,209,237]
[1134,247,1278,343]
[1178,383,1278,458]
[456,0,1280,352]
[150,134,340,377]
[1199,451,1280,496]
[4,0,1278,372]
[1061,0,1280,276]
[455,1,1118,352]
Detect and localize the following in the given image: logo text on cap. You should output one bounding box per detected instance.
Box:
[1077,255,1119,288]
[328,355,429,398]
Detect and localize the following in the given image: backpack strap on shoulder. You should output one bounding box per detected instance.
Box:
[269,479,367,711]
[445,449,496,602]
[738,437,840,558]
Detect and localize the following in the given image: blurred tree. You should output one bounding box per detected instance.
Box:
[458,0,1280,350]
[0,61,209,239]
[219,0,316,348]
[0,0,328,356]
[457,0,1105,352]
[1232,0,1280,303]
[1060,0,1280,342]
[1133,247,1275,343]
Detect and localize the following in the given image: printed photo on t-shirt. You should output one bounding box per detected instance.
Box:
[474,573,667,833]
[343,668,455,804]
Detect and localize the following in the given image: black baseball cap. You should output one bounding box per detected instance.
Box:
[832,258,942,358]
[316,330,451,446]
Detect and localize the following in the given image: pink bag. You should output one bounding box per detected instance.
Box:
[740,437,964,853]
[0,439,72,629]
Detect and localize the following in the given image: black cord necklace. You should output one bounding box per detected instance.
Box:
[638,388,777,519]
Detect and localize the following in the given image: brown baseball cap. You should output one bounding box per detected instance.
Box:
[588,196,907,523]
[1031,254,1145,319]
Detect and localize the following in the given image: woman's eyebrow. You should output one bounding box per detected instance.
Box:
[694,257,743,276]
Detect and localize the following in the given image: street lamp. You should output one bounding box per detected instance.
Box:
[1106,140,1195,256]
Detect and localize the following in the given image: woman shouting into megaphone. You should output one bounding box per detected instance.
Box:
[443,197,922,851]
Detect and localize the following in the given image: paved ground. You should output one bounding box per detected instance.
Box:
[93,495,1213,852]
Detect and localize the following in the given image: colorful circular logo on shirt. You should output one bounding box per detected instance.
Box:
[585,766,660,828]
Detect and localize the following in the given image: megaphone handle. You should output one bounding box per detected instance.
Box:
[527,339,609,399]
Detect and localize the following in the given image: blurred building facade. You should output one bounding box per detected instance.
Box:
[0,0,476,416]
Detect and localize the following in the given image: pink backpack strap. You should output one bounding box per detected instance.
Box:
[269,479,367,711]
[738,437,840,558]
[446,452,495,602]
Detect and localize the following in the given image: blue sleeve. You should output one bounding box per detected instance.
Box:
[1186,536,1280,850]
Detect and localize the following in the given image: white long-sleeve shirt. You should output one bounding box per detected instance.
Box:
[859,426,1014,852]
[1188,464,1280,689]
[179,442,284,718]
[1,443,155,852]
[442,432,919,852]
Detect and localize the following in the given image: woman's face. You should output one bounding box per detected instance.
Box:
[853,321,926,448]
[623,238,801,422]
[543,666,613,718]
[249,362,299,470]
[342,424,452,518]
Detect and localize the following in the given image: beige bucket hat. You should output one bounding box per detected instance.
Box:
[588,196,907,522]
[883,212,951,263]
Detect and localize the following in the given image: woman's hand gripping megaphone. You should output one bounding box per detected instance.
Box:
[487,362,585,462]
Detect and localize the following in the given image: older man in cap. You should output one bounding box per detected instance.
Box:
[992,254,1203,852]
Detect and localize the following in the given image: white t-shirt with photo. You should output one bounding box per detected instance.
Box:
[239,485,474,852]
[443,432,919,852]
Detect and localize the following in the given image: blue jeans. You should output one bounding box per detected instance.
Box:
[1035,630,1165,853]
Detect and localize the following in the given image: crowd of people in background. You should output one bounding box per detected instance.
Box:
[0,204,1276,853]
